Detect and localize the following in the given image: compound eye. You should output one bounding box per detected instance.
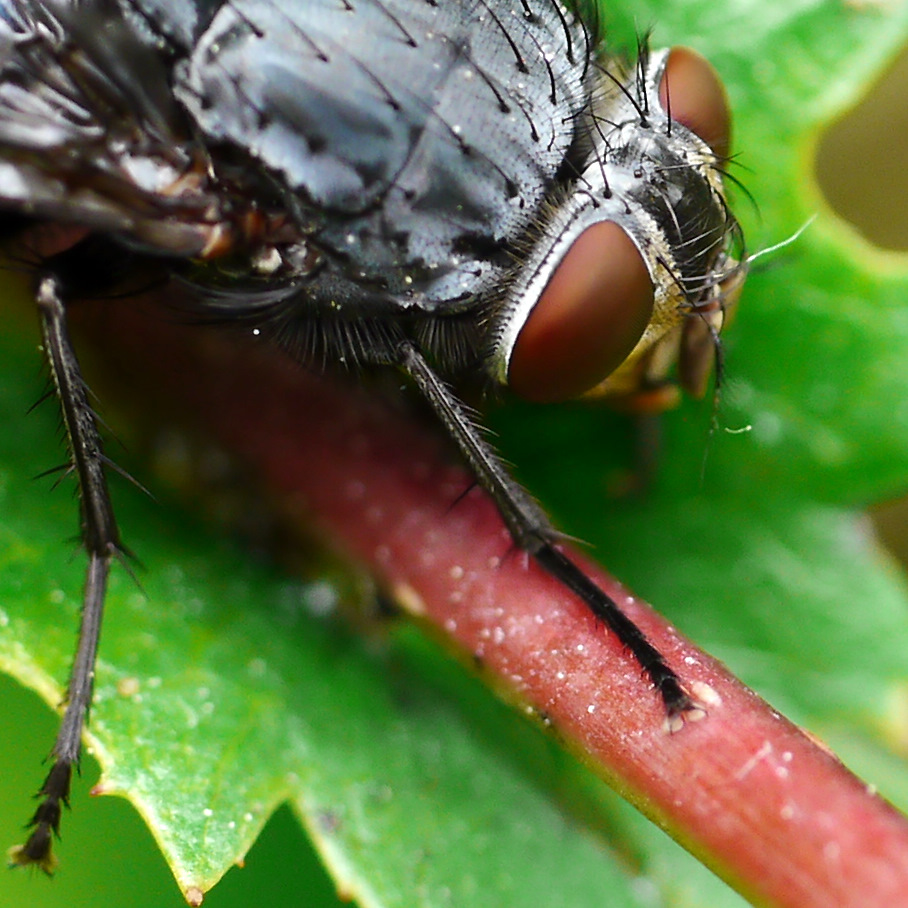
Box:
[659,47,731,159]
[507,221,654,403]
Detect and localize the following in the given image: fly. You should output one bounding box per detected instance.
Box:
[0,0,744,872]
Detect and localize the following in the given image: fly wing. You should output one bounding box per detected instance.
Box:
[0,0,217,255]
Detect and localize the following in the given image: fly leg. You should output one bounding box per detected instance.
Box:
[8,274,122,874]
[396,340,694,720]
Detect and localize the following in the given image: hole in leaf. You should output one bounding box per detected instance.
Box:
[815,45,908,252]
[872,498,908,570]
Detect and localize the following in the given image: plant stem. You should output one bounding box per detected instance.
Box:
[77,302,908,908]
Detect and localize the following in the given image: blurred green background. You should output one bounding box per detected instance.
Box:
[816,46,908,564]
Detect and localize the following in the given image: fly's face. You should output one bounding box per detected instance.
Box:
[490,47,744,406]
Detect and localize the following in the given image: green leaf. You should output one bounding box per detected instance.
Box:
[2,2,908,908]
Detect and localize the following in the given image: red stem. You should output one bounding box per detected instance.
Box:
[77,303,908,908]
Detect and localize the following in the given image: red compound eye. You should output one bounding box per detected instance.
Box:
[507,221,654,403]
[659,46,732,159]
